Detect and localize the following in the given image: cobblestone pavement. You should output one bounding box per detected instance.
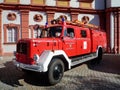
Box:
[0,54,120,90]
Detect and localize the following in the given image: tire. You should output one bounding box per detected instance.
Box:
[96,48,103,64]
[91,48,103,65]
[47,58,64,85]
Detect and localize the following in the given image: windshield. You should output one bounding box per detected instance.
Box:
[41,26,62,38]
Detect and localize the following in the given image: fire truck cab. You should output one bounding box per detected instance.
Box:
[13,21,107,85]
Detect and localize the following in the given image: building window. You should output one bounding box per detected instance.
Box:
[4,24,20,44]
[31,0,45,5]
[57,0,70,7]
[7,27,17,43]
[59,15,68,21]
[7,13,17,21]
[81,16,89,24]
[33,24,42,38]
[33,14,43,22]
[4,0,19,3]
[34,29,41,38]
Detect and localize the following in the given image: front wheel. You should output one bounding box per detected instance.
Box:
[47,58,64,85]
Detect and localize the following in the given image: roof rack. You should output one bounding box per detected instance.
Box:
[66,20,100,30]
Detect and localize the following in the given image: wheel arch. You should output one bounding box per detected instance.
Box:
[39,50,71,72]
[52,55,69,71]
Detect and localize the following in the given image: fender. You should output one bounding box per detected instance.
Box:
[38,50,71,72]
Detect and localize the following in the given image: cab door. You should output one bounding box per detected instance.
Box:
[62,27,77,57]
[77,28,91,55]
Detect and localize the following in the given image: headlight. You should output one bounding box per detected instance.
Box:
[33,54,39,62]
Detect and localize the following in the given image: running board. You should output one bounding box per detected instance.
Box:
[71,53,97,66]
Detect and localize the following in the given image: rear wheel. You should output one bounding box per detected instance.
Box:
[97,48,103,64]
[47,58,64,85]
[91,48,103,65]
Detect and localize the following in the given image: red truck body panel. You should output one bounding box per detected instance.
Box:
[15,23,107,65]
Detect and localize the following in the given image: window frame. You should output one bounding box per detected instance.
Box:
[81,30,87,38]
[33,28,42,38]
[3,24,20,44]
[7,27,17,43]
[64,27,75,38]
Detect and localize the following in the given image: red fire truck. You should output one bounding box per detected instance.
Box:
[13,20,107,85]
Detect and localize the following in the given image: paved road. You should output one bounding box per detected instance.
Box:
[0,54,120,90]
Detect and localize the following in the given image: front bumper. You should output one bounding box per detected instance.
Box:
[13,58,44,72]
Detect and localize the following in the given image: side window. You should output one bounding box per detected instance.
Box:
[81,30,87,38]
[65,28,75,38]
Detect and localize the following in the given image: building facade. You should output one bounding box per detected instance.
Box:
[106,0,120,54]
[0,0,119,57]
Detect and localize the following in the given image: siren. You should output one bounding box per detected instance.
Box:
[62,18,66,25]
[45,22,48,28]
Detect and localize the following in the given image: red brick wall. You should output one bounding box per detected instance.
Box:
[114,11,120,54]
[47,11,54,25]
[71,13,79,21]
[114,12,118,53]
[20,10,29,38]
[118,12,120,54]
[0,9,3,56]
[106,12,111,53]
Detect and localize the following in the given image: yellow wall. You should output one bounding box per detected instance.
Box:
[57,1,69,7]
[32,0,44,5]
[80,2,91,8]
[5,0,18,3]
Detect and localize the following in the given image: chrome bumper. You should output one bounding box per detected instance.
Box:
[13,58,44,72]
